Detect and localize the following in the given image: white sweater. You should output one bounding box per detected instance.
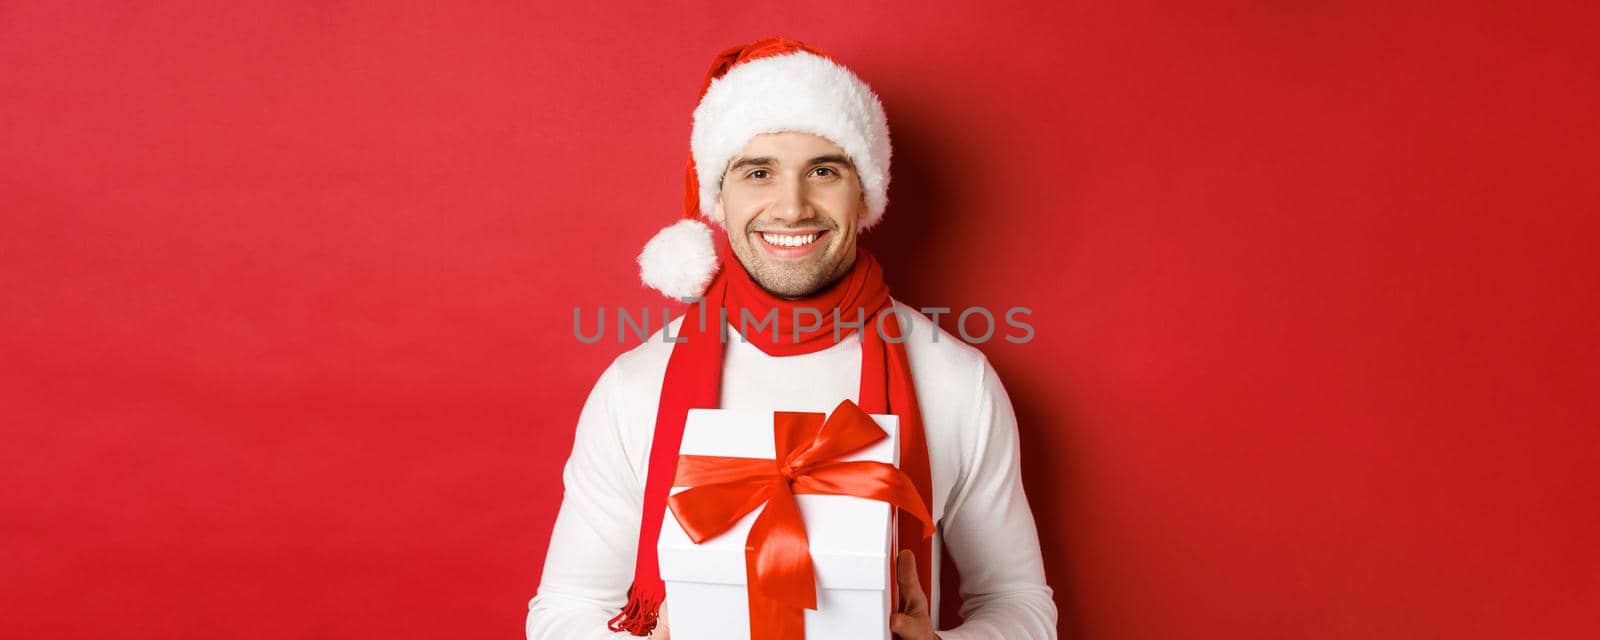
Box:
[526,300,1058,639]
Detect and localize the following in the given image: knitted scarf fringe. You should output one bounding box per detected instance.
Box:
[606,582,664,636]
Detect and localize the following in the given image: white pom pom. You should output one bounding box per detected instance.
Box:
[637,218,720,300]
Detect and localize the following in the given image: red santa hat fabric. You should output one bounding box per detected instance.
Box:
[636,36,893,300]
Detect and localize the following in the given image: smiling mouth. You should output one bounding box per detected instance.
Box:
[760,230,822,246]
[753,229,830,257]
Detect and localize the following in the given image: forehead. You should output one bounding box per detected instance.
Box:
[734,131,849,161]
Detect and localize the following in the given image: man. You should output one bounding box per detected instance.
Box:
[526,37,1057,639]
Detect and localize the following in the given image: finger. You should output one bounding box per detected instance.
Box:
[890,611,909,636]
[651,601,670,640]
[894,550,911,610]
[895,550,916,590]
[895,550,927,612]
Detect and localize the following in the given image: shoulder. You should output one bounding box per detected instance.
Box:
[590,314,693,423]
[887,299,999,417]
[576,315,687,471]
[604,313,683,386]
[889,298,992,379]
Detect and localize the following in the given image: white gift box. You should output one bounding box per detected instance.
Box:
[656,407,901,640]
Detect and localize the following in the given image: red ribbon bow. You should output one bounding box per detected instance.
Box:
[667,399,935,640]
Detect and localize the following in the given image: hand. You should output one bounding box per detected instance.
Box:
[649,599,670,639]
[890,550,941,639]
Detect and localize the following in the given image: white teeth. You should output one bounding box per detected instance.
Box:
[761,232,819,248]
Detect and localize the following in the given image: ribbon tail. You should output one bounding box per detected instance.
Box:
[606,581,664,637]
[749,584,807,640]
[745,482,818,610]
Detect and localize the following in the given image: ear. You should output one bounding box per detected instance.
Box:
[712,197,727,226]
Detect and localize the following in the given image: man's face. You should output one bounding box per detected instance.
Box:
[713,131,865,299]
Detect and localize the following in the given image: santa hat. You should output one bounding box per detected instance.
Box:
[636,36,893,300]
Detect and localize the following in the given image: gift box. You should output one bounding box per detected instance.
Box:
[656,402,913,640]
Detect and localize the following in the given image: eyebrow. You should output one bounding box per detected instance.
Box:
[727,154,855,173]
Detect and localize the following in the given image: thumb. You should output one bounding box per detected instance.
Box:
[895,549,926,612]
[650,600,670,640]
[890,611,912,635]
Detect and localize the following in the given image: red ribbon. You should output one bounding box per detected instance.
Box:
[667,399,935,640]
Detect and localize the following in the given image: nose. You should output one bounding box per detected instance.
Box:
[770,173,813,223]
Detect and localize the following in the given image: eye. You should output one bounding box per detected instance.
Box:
[748,169,770,180]
[812,167,837,178]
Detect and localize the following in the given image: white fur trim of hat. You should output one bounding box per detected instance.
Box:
[691,51,892,229]
[637,48,892,300]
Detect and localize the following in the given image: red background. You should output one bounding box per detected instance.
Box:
[3,2,1596,638]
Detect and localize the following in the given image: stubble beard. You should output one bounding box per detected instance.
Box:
[731,229,854,299]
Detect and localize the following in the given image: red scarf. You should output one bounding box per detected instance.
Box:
[607,235,935,636]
